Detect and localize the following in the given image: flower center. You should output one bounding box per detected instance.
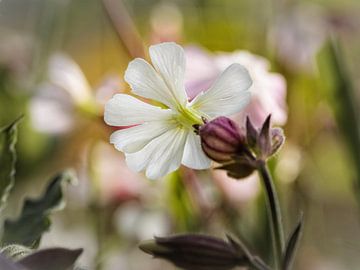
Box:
[175,107,203,130]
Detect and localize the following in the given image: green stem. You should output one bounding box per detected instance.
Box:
[258,161,285,269]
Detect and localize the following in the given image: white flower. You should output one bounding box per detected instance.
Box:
[104,42,252,179]
[30,54,120,134]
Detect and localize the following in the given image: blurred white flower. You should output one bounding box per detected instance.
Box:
[47,54,93,106]
[30,54,120,134]
[104,42,252,179]
[30,83,74,134]
[114,202,169,240]
[185,46,287,127]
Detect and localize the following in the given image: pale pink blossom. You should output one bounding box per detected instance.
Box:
[92,142,144,204]
[185,46,287,127]
[212,170,260,205]
[269,4,327,72]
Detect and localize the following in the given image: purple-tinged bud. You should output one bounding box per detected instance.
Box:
[139,234,249,270]
[199,117,245,163]
[256,115,286,160]
[245,115,285,161]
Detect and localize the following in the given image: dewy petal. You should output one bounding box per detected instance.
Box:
[124,58,179,110]
[125,127,187,179]
[182,132,211,169]
[104,94,173,126]
[49,54,92,104]
[110,121,174,153]
[190,63,252,118]
[149,42,188,107]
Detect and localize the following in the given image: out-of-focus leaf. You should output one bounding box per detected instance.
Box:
[1,171,75,247]
[16,248,83,270]
[283,214,303,270]
[1,244,32,260]
[0,253,26,270]
[318,38,360,206]
[166,172,199,231]
[0,117,22,211]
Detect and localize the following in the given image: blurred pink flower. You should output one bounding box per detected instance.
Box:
[212,170,260,205]
[92,142,145,204]
[185,46,287,127]
[270,4,326,72]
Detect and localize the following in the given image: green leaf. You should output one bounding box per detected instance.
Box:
[1,171,75,247]
[166,171,199,231]
[0,116,22,211]
[16,248,83,270]
[283,214,303,270]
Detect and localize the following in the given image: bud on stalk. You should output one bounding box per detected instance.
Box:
[198,115,285,180]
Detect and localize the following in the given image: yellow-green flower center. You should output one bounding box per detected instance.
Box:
[175,106,203,130]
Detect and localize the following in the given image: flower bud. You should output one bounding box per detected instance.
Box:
[139,234,248,270]
[246,115,285,160]
[199,117,245,163]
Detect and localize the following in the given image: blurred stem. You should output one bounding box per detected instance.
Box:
[101,0,145,58]
[323,38,360,212]
[92,203,104,270]
[257,161,284,270]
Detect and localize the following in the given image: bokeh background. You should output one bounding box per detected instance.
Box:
[1,0,360,269]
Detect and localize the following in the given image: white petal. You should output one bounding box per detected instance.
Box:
[145,128,187,179]
[49,54,92,104]
[124,58,179,110]
[104,94,173,126]
[149,42,188,107]
[110,121,173,153]
[190,63,252,118]
[125,127,187,179]
[182,132,211,169]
